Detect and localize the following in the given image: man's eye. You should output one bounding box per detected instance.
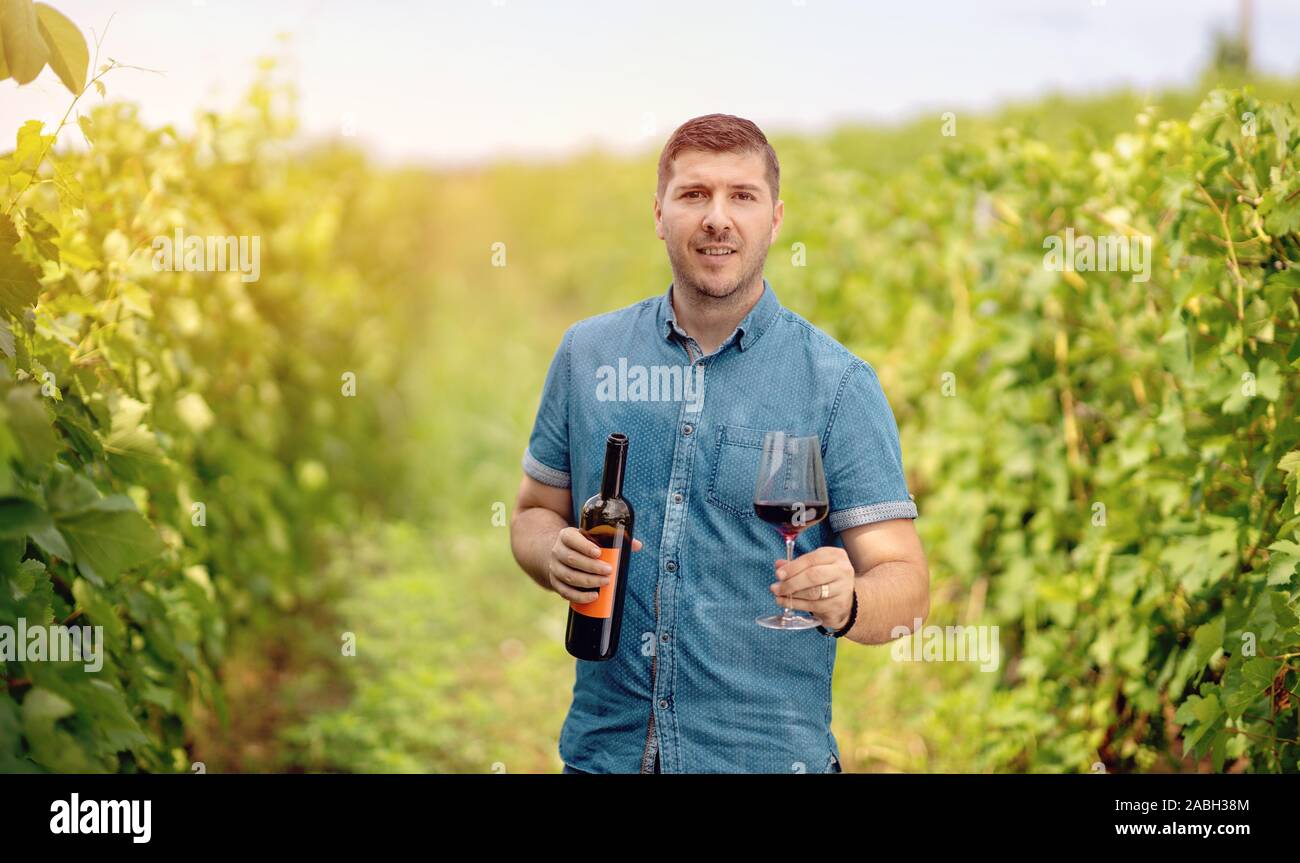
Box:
[736,192,754,200]
[685,191,703,199]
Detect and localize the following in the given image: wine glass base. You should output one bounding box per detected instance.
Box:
[756,612,822,630]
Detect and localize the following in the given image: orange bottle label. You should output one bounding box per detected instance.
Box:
[571,546,620,619]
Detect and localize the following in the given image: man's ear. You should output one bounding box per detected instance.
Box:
[653,195,665,240]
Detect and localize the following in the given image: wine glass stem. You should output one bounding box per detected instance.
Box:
[781,535,796,620]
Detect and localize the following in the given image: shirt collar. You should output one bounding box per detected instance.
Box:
[657,276,781,352]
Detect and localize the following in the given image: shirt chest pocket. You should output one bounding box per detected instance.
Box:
[705,424,771,519]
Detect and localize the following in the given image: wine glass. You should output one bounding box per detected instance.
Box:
[753,432,829,629]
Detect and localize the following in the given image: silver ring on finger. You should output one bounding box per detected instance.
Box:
[819,583,829,600]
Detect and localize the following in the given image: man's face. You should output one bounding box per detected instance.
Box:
[655,148,783,302]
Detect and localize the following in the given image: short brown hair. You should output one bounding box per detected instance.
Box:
[656,113,780,203]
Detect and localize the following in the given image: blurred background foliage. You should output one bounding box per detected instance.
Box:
[0,15,1297,772]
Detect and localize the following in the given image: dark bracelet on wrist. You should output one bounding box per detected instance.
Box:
[818,587,857,637]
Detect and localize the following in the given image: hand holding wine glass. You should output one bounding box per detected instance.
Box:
[770,546,857,632]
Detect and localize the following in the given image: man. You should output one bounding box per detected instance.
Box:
[509,113,929,774]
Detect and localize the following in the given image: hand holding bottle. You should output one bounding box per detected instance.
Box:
[548,526,642,603]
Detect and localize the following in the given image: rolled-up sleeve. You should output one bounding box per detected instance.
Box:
[522,325,574,488]
[823,359,917,533]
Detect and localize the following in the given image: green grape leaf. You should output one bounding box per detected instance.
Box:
[27,524,70,565]
[1222,657,1277,718]
[1260,176,1300,237]
[71,575,124,644]
[1266,540,1300,587]
[1174,691,1223,753]
[0,215,41,314]
[21,686,101,772]
[12,118,52,168]
[0,0,49,85]
[0,557,52,625]
[21,207,58,262]
[54,495,163,584]
[1244,590,1300,652]
[44,464,100,515]
[0,495,52,538]
[1280,451,1300,476]
[33,2,86,94]
[4,384,59,465]
[1209,727,1229,773]
[1256,358,1281,401]
[102,396,165,482]
[1190,616,1226,669]
[0,698,35,772]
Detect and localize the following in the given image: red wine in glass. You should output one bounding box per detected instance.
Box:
[754,501,829,540]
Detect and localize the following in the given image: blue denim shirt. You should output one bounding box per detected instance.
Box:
[523,277,917,773]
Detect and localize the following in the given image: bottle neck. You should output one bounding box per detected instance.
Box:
[600,440,627,499]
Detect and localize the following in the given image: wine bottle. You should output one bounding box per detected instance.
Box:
[566,432,635,661]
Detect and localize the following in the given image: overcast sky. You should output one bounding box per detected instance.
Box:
[1,0,1296,167]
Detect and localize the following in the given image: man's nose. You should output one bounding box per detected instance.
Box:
[702,198,734,233]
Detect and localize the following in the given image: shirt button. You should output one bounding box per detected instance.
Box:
[665,561,677,573]
[658,699,669,709]
[660,632,670,643]
[673,493,683,504]
[682,424,693,436]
